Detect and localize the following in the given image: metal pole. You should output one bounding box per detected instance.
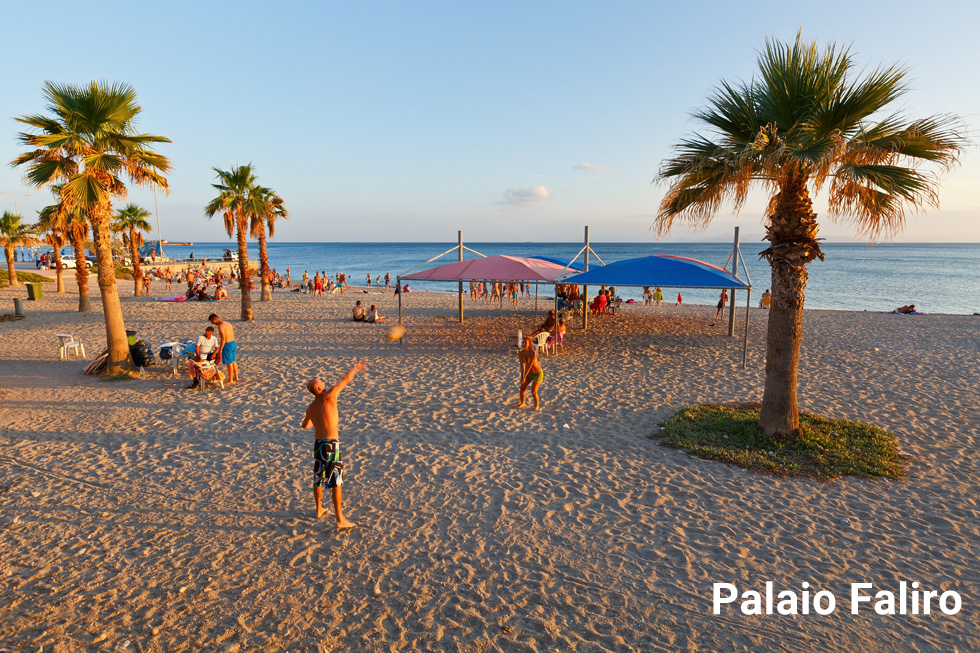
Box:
[153,187,165,260]
[397,276,402,326]
[534,283,538,320]
[458,230,464,323]
[728,227,740,337]
[742,289,751,369]
[582,225,590,330]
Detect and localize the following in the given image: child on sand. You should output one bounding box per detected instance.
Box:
[517,336,543,410]
[302,362,367,529]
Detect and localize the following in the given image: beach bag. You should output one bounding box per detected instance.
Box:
[159,344,173,360]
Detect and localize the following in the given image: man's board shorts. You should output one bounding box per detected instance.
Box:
[313,439,343,488]
[221,341,237,364]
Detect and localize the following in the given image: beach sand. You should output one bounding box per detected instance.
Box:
[1,279,978,652]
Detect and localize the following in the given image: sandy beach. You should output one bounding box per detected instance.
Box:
[1,277,978,652]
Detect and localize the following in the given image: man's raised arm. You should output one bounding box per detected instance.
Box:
[328,361,367,398]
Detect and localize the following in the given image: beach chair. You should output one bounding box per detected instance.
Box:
[508,329,523,353]
[194,360,225,391]
[56,334,85,361]
[532,331,553,356]
[547,329,564,354]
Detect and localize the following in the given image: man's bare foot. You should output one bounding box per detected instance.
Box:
[336,518,354,530]
[316,507,328,519]
[514,402,525,409]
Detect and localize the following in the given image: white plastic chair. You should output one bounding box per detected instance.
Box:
[532,331,553,356]
[56,334,85,361]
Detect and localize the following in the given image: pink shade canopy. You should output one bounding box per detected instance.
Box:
[403,255,571,283]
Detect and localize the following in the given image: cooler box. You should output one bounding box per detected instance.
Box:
[26,282,42,300]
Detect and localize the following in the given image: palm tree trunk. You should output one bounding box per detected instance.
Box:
[71,228,92,312]
[4,245,18,287]
[237,214,252,320]
[129,231,143,297]
[759,260,807,437]
[91,204,131,374]
[758,175,821,439]
[52,238,65,293]
[258,230,271,302]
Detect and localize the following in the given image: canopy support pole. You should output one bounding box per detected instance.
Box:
[457,231,464,323]
[397,276,402,326]
[534,283,538,321]
[742,288,751,369]
[728,227,740,337]
[582,225,590,331]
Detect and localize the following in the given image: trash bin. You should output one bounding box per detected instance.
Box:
[26,282,42,301]
[126,329,137,346]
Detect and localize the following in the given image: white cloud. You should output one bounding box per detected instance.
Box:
[574,162,612,175]
[499,186,552,207]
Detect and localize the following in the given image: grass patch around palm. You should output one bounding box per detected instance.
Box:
[0,270,53,287]
[651,403,908,481]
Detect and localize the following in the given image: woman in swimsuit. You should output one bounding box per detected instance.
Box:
[517,336,543,410]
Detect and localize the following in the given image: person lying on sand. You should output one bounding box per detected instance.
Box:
[301,362,367,529]
[895,304,916,314]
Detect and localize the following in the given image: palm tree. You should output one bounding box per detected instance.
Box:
[37,184,90,301]
[113,203,152,297]
[250,187,288,301]
[205,164,268,320]
[13,80,171,373]
[656,34,964,438]
[0,212,40,287]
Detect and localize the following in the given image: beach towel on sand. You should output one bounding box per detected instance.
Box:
[158,294,188,302]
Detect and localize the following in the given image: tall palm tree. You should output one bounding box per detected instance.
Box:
[656,34,964,438]
[113,203,152,296]
[205,164,268,320]
[37,184,90,301]
[0,212,40,287]
[250,187,288,301]
[13,80,171,373]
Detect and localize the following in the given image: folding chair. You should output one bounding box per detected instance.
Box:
[56,334,85,361]
[194,360,225,391]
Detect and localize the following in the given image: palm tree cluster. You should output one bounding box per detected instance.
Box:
[205,164,287,319]
[0,212,40,287]
[13,80,171,373]
[113,203,153,297]
[656,34,964,437]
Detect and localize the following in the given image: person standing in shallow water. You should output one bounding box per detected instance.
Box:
[302,362,367,529]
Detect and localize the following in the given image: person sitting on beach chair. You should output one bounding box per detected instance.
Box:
[187,326,219,389]
[529,309,556,338]
[352,301,367,321]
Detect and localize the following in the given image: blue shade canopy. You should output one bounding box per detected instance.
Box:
[560,254,750,289]
[530,256,581,272]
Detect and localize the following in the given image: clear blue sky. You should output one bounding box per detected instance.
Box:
[1,0,977,244]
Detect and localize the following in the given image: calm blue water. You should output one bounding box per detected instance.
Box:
[163,242,980,315]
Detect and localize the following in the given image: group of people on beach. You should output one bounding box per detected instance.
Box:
[186,313,238,389]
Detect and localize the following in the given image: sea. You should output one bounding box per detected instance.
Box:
[160,242,980,316]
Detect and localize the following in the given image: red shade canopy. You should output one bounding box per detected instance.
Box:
[403,255,571,283]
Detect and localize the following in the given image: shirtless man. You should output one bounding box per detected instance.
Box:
[302,362,367,528]
[208,313,239,383]
[517,336,543,410]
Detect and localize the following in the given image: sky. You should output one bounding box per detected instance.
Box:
[0,0,977,244]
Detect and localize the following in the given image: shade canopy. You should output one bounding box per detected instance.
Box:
[403,255,572,283]
[560,254,749,289]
